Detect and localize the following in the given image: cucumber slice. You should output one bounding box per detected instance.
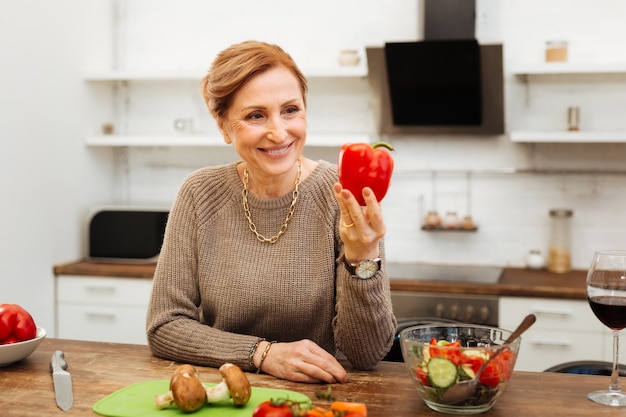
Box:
[458,363,476,379]
[462,349,489,360]
[427,357,458,388]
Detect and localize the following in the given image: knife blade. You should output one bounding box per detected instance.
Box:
[50,350,74,411]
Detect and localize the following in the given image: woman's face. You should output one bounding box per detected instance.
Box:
[218,65,306,180]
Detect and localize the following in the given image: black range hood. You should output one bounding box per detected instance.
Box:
[385,39,482,126]
[366,0,504,135]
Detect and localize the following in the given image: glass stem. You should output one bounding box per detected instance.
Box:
[610,330,622,392]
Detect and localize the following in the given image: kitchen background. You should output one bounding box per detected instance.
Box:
[2,0,626,336]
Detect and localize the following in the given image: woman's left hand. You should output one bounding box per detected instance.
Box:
[333,182,386,262]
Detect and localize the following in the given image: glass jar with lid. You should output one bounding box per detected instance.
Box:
[547,209,573,273]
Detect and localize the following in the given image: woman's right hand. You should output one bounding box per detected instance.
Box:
[254,339,348,383]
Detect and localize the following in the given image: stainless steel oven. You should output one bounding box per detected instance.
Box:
[384,263,502,362]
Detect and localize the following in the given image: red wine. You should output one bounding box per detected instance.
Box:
[588,296,626,330]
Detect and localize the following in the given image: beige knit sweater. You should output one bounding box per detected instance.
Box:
[146,160,396,372]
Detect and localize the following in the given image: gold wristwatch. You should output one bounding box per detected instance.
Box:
[344,257,381,279]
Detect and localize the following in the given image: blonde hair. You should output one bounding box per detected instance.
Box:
[201,41,308,119]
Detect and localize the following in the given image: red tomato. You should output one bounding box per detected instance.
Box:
[0,304,36,344]
[253,400,305,417]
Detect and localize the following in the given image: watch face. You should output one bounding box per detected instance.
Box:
[355,260,379,279]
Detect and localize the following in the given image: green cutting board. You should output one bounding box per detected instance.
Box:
[93,380,310,417]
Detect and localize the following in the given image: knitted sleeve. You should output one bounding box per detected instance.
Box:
[145,165,260,371]
[332,243,397,370]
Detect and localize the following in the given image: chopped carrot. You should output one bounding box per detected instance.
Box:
[330,401,367,416]
[306,407,334,417]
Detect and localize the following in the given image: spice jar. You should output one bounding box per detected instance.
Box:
[423,211,442,229]
[442,211,460,229]
[547,209,573,273]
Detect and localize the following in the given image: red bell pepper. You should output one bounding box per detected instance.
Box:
[338,142,394,206]
[428,337,462,365]
[0,304,37,344]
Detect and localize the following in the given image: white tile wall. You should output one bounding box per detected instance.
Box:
[106,0,626,270]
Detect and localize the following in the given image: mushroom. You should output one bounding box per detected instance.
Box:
[155,364,207,413]
[204,363,251,407]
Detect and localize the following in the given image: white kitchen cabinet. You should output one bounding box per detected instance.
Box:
[55,275,153,345]
[499,296,608,372]
[509,63,626,143]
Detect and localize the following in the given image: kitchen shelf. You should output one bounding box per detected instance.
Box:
[83,65,367,81]
[509,131,626,143]
[511,62,626,76]
[421,226,478,232]
[85,133,371,147]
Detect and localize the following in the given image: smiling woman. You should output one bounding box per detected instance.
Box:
[146,40,397,384]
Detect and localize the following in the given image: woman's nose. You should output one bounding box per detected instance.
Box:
[266,116,287,140]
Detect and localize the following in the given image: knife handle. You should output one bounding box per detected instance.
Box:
[50,350,68,372]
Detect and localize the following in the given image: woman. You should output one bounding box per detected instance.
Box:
[146,40,396,384]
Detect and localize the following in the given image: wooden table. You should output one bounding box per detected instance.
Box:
[0,338,623,416]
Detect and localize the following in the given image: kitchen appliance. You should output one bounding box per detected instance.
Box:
[366,0,504,135]
[384,39,483,127]
[86,206,169,263]
[384,263,501,361]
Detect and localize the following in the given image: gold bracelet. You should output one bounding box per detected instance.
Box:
[256,340,276,374]
[249,338,265,370]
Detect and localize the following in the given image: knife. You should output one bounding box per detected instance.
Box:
[50,350,74,411]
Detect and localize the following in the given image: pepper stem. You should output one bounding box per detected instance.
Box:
[372,141,395,151]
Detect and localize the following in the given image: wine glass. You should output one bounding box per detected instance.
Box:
[586,250,626,406]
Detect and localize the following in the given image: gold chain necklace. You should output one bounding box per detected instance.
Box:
[242,158,302,243]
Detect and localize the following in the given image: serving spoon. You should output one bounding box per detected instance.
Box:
[440,313,537,405]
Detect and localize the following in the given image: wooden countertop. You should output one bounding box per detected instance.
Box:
[2,338,621,417]
[54,260,588,300]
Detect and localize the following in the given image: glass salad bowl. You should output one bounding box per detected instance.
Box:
[400,324,520,414]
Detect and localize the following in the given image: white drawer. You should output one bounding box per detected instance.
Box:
[500,296,603,331]
[56,276,152,307]
[513,328,605,371]
[57,304,148,345]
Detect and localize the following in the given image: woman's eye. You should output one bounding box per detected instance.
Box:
[284,106,300,115]
[246,111,264,121]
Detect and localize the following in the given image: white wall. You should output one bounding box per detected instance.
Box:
[0,1,114,333]
[4,0,626,335]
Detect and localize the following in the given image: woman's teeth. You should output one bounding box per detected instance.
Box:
[266,145,289,154]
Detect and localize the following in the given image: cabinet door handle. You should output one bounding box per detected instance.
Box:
[84,312,117,321]
[84,286,116,295]
[530,338,572,347]
[529,307,572,317]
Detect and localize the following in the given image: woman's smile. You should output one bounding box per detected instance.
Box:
[260,141,294,156]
